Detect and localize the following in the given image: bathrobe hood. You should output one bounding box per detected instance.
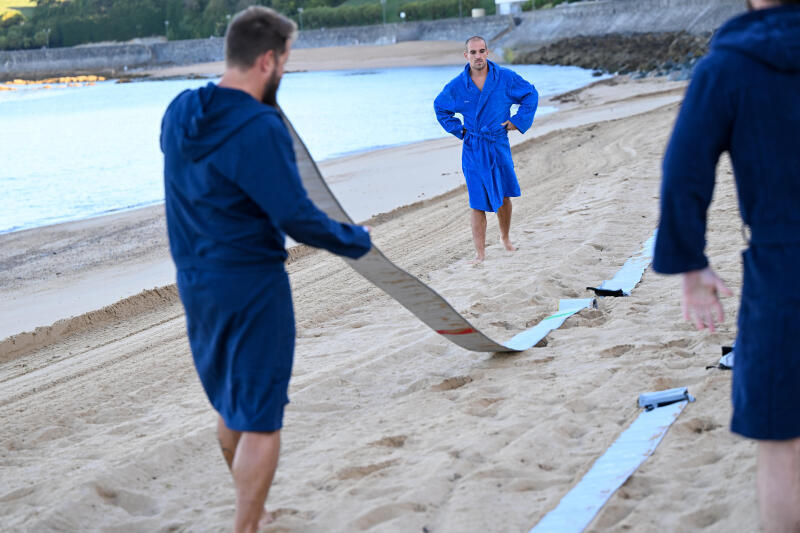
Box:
[712,5,800,73]
[161,82,371,271]
[161,82,273,162]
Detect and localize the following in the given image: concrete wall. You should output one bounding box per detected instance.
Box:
[498,0,744,51]
[0,0,745,80]
[293,15,515,48]
[0,38,225,79]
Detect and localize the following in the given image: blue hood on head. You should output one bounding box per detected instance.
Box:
[712,5,800,73]
[161,83,272,162]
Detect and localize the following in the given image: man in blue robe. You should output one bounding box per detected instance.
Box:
[160,7,371,532]
[653,1,800,528]
[434,36,538,263]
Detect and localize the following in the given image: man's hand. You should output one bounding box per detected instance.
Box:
[501,120,518,131]
[682,267,733,332]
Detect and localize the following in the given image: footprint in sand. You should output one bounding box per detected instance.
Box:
[682,417,723,434]
[490,320,516,331]
[369,435,407,448]
[599,344,634,358]
[352,502,427,531]
[555,423,588,440]
[336,459,399,481]
[430,375,473,391]
[0,485,37,503]
[91,482,160,516]
[664,338,691,349]
[561,308,607,329]
[680,504,727,529]
[593,501,637,529]
[565,398,594,414]
[272,507,314,520]
[470,301,489,313]
[678,450,724,468]
[652,376,675,390]
[465,397,503,417]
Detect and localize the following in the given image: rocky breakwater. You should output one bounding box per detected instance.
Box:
[511,31,710,80]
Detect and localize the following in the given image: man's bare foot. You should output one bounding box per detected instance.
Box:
[469,254,485,265]
[501,238,517,252]
[259,508,274,527]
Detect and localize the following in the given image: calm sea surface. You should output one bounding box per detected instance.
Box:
[0,65,606,234]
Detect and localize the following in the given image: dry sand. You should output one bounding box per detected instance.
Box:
[0,59,757,532]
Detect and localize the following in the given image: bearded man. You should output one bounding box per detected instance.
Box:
[160,7,371,532]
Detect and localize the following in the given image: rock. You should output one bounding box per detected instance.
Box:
[511,31,711,78]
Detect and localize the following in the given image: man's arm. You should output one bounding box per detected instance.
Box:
[654,57,735,331]
[234,117,371,259]
[434,85,465,140]
[506,72,538,133]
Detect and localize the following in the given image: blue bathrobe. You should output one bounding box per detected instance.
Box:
[434,60,538,212]
[653,6,800,440]
[161,83,371,432]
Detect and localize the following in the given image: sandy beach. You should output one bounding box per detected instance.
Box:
[0,42,757,532]
[140,41,498,79]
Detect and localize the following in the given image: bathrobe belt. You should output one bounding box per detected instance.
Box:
[465,127,508,212]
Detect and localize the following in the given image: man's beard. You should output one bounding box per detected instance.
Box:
[746,0,754,10]
[261,69,281,107]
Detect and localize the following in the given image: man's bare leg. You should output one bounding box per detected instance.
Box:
[218,416,241,470]
[496,197,517,251]
[218,416,275,530]
[232,430,281,533]
[758,437,800,532]
[470,209,487,263]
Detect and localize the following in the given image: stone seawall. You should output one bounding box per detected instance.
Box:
[498,0,744,51]
[0,38,226,80]
[0,0,746,81]
[294,15,515,48]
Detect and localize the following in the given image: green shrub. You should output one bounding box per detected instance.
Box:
[302,4,382,29]
[5,24,21,48]
[402,0,488,21]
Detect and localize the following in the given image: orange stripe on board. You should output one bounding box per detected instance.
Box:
[436,328,476,336]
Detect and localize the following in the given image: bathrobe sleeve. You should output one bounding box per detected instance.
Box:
[507,72,538,134]
[232,115,371,259]
[653,57,734,274]
[434,83,466,140]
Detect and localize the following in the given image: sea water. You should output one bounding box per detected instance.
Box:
[0,64,607,234]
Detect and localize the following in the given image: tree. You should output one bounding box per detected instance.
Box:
[5,25,23,49]
[203,0,234,36]
[33,29,49,47]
